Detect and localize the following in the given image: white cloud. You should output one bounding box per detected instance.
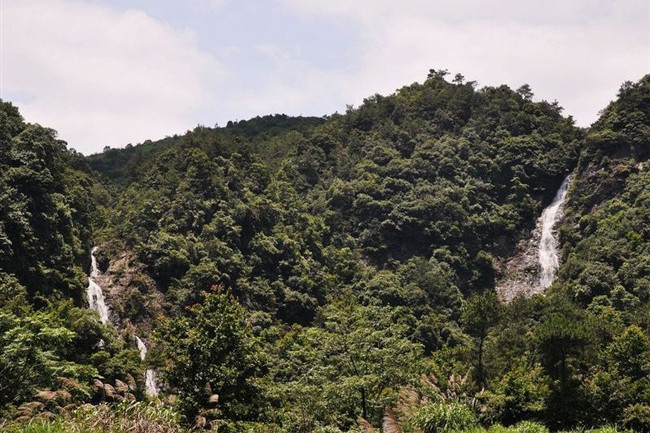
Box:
[218,43,348,118]
[1,0,647,153]
[2,0,223,154]
[281,0,650,126]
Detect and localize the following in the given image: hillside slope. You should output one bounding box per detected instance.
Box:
[0,101,151,417]
[1,73,648,432]
[93,72,581,326]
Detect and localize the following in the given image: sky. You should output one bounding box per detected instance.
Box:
[2,0,649,155]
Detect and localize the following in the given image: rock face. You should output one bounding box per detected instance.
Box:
[495,228,544,302]
[496,176,571,302]
[92,248,162,330]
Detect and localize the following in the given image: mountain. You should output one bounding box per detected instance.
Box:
[0,72,648,433]
[86,114,326,185]
[92,72,580,322]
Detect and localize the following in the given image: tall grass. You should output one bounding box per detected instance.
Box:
[1,402,190,433]
[1,406,636,433]
[411,402,479,433]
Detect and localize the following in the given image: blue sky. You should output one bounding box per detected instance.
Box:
[2,0,649,154]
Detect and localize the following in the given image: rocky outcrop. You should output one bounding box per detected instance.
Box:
[92,247,163,336]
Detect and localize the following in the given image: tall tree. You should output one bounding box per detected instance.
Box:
[155,288,268,426]
[462,291,502,389]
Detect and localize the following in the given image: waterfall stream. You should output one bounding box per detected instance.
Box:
[87,247,110,324]
[135,336,159,397]
[86,247,159,396]
[495,175,572,302]
[538,175,571,288]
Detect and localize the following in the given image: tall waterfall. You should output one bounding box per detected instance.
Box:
[135,336,159,397]
[87,247,159,396]
[87,247,110,324]
[538,175,571,288]
[496,175,572,302]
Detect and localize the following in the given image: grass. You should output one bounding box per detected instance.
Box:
[1,402,190,433]
[1,409,636,433]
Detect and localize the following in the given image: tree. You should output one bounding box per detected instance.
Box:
[428,68,449,79]
[483,360,550,424]
[461,291,501,389]
[155,288,267,425]
[0,288,102,410]
[269,300,424,429]
[516,84,534,100]
[534,297,595,426]
[317,302,423,423]
[607,325,650,380]
[585,324,650,425]
[453,73,465,85]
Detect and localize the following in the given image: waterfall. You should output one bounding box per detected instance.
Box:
[86,247,159,397]
[538,175,571,288]
[135,336,159,397]
[87,247,110,324]
[495,175,572,302]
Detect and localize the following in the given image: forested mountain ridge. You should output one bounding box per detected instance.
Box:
[92,71,581,319]
[87,114,326,185]
[0,72,648,433]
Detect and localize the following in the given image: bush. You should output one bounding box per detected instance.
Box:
[1,402,187,433]
[412,402,478,433]
[512,420,549,433]
[487,426,510,433]
[622,403,650,432]
[313,427,344,433]
[584,427,630,433]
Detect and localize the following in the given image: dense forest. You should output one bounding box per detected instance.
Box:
[0,71,648,433]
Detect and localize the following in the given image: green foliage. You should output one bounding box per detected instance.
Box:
[266,301,424,430]
[155,288,267,425]
[559,75,650,307]
[544,75,650,428]
[0,100,97,303]
[607,325,650,379]
[87,115,326,186]
[94,70,581,331]
[0,295,100,411]
[1,401,188,433]
[622,403,650,432]
[482,361,550,424]
[462,291,502,388]
[2,73,649,432]
[509,421,549,433]
[411,402,478,433]
[0,100,155,414]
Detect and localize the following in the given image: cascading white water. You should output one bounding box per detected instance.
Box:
[86,247,159,396]
[87,247,110,324]
[135,336,159,397]
[538,175,571,288]
[496,175,572,302]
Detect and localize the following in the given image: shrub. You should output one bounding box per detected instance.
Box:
[411,402,478,433]
[622,403,650,432]
[585,426,629,433]
[512,420,549,433]
[313,427,344,433]
[1,402,187,433]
